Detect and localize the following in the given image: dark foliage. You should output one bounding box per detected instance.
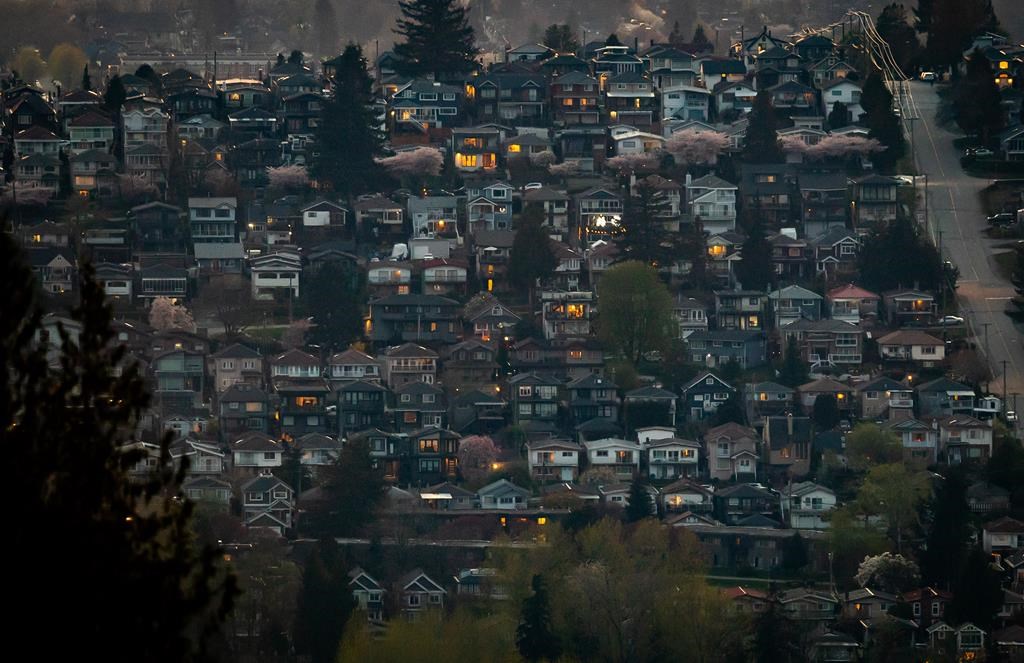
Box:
[516,575,562,662]
[393,0,480,80]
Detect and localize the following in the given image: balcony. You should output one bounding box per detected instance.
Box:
[828,353,862,364]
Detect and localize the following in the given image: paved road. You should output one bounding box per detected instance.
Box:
[910,81,1024,406]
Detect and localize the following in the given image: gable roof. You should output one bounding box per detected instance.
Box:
[683,371,734,392]
[826,283,879,300]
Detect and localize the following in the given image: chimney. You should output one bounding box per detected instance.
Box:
[787,412,794,436]
[685,173,692,186]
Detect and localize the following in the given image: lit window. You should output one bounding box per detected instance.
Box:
[508,143,521,153]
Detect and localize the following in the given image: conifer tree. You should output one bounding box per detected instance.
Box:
[691,24,712,53]
[735,219,774,291]
[310,44,384,198]
[625,477,652,522]
[508,204,557,308]
[81,64,91,91]
[617,183,675,266]
[779,336,809,388]
[955,51,1005,143]
[2,233,236,660]
[394,0,480,80]
[742,90,783,163]
[294,538,355,663]
[516,575,561,662]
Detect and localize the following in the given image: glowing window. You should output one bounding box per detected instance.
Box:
[508,143,521,153]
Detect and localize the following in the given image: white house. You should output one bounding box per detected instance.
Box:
[661,85,711,121]
[686,174,737,235]
[527,439,582,482]
[877,330,946,366]
[645,438,701,479]
[231,432,283,473]
[609,126,666,156]
[250,250,301,301]
[821,78,864,122]
[301,200,348,227]
[583,438,641,479]
[783,481,836,529]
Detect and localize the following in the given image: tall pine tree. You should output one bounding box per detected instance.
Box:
[617,183,675,266]
[955,51,1005,143]
[394,0,480,80]
[876,4,920,75]
[926,0,1001,70]
[743,90,783,164]
[735,219,774,291]
[310,44,384,198]
[509,204,558,308]
[294,538,355,663]
[516,575,562,662]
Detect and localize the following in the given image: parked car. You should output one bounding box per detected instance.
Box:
[1006,410,1017,423]
[965,147,994,158]
[523,182,543,190]
[938,315,965,326]
[988,212,1016,226]
[919,71,937,81]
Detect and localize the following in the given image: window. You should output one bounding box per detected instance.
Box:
[409,594,421,606]
[595,450,609,457]
[931,602,940,616]
[263,452,276,460]
[912,602,921,616]
[401,394,412,403]
[419,439,440,453]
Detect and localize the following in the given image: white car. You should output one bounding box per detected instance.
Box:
[523,182,543,190]
[919,71,937,81]
[937,315,965,326]
[1006,410,1018,423]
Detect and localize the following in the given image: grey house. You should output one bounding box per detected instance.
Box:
[684,330,767,369]
[915,377,976,418]
[768,285,822,328]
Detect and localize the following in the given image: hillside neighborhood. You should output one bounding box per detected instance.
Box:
[4,0,1024,661]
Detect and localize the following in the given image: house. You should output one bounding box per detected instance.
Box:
[808,227,860,280]
[14,153,60,195]
[523,187,570,237]
[367,261,413,298]
[67,111,115,154]
[967,482,1011,514]
[227,106,278,138]
[714,483,779,525]
[14,126,64,156]
[660,479,715,514]
[419,481,476,511]
[883,290,937,327]
[916,377,976,417]
[768,232,812,281]
[188,197,237,244]
[280,91,322,135]
[218,384,271,437]
[509,372,561,428]
[983,517,1024,553]
[740,164,796,227]
[714,290,766,331]
[808,632,860,663]
[555,127,608,171]
[466,182,514,232]
[407,196,459,239]
[390,79,463,131]
[336,380,388,436]
[575,187,623,241]
[240,474,293,534]
[152,348,206,412]
[681,372,736,423]
[798,172,849,237]
[779,318,863,368]
[274,373,330,438]
[349,568,385,622]
[782,481,836,529]
[768,285,823,327]
[858,376,914,420]
[442,340,497,393]
[764,415,814,478]
[885,418,939,466]
[645,438,700,480]
[449,389,505,435]
[395,570,446,618]
[138,264,188,301]
[567,373,620,430]
[393,381,446,432]
[777,589,840,632]
[182,477,233,507]
[249,251,302,301]
[301,200,348,229]
[903,587,954,627]
[528,439,582,482]
[124,143,169,187]
[380,342,438,388]
[291,433,342,466]
[704,420,761,481]
[407,427,460,485]
[231,432,284,475]
[686,174,738,235]
[713,80,757,116]
[938,415,994,465]
[130,201,187,254]
[674,296,709,337]
[122,107,170,151]
[684,330,767,369]
[852,174,900,227]
[451,127,500,172]
[723,586,771,614]
[623,386,678,433]
[327,348,381,385]
[693,525,828,572]
[550,71,601,125]
[842,588,900,622]
[747,381,797,422]
[477,479,530,510]
[826,283,880,324]
[210,343,263,392]
[354,195,404,239]
[504,132,550,160]
[26,248,75,295]
[367,294,460,345]
[609,126,666,156]
[420,258,469,297]
[1000,125,1024,161]
[541,290,593,340]
[798,378,855,416]
[820,78,864,121]
[877,330,946,366]
[583,438,641,480]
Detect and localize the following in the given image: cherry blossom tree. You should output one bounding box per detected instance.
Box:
[116,173,159,205]
[266,164,310,190]
[606,151,663,174]
[529,150,557,168]
[805,134,884,160]
[148,296,196,332]
[281,318,312,349]
[548,159,587,177]
[665,129,730,166]
[855,552,921,593]
[375,147,444,178]
[1,181,53,208]
[458,435,500,483]
[779,134,810,155]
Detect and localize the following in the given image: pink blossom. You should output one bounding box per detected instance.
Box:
[375,147,444,177]
[665,129,730,165]
[266,164,310,189]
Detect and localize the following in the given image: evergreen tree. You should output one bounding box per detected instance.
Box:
[309,44,384,198]
[617,184,675,266]
[294,538,356,663]
[752,602,794,663]
[858,215,946,292]
[2,233,236,660]
[691,24,712,53]
[81,64,91,91]
[394,0,480,80]
[302,260,366,352]
[920,470,972,589]
[134,63,162,96]
[914,0,933,33]
[103,74,126,113]
[860,72,892,120]
[781,533,809,573]
[778,336,809,388]
[876,4,920,75]
[926,0,1000,70]
[288,49,305,65]
[304,438,386,536]
[861,74,906,173]
[1007,244,1024,321]
[625,477,652,522]
[712,392,746,426]
[947,547,1004,630]
[827,101,850,130]
[508,204,557,308]
[954,51,1005,143]
[596,261,675,365]
[742,90,783,163]
[986,435,1024,509]
[542,24,579,53]
[516,575,562,662]
[668,21,685,48]
[812,394,841,430]
[735,219,774,291]
[605,33,623,47]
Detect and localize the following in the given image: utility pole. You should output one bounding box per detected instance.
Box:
[1002,360,1009,407]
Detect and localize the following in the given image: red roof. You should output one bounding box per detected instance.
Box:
[68,110,114,127]
[902,587,953,601]
[15,126,61,141]
[724,586,769,600]
[985,516,1024,533]
[827,283,879,300]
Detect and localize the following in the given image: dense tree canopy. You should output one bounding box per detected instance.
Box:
[858,214,947,292]
[735,219,775,291]
[596,261,675,365]
[302,260,366,352]
[742,90,784,164]
[394,0,480,80]
[508,204,557,307]
[954,51,1005,142]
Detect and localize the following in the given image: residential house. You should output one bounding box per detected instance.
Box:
[916,377,976,418]
[509,372,561,428]
[462,292,519,342]
[883,290,937,327]
[449,389,506,436]
[782,481,836,529]
[291,433,342,467]
[779,318,863,368]
[852,174,900,227]
[764,414,814,478]
[380,342,439,388]
[327,348,381,385]
[218,384,271,437]
[138,264,188,302]
[576,187,623,241]
[685,329,767,369]
[130,201,187,254]
[567,373,620,429]
[367,294,460,345]
[1000,125,1024,161]
[67,111,115,154]
[820,78,864,122]
[240,474,293,534]
[645,438,701,480]
[826,283,880,324]
[939,416,994,465]
[122,107,169,151]
[681,372,736,423]
[367,261,413,298]
[660,479,715,514]
[528,440,582,482]
[182,477,232,508]
[395,570,446,618]
[152,348,206,412]
[227,106,278,139]
[523,187,570,237]
[390,80,462,132]
[798,378,855,417]
[336,379,388,435]
[983,517,1024,553]
[799,172,849,237]
[354,195,404,239]
[583,438,641,480]
[504,132,551,160]
[686,174,738,235]
[809,227,860,280]
[885,418,939,467]
[768,233,811,281]
[477,479,530,510]
[188,197,237,244]
[768,285,822,328]
[407,427,459,485]
[740,164,796,228]
[842,588,900,622]
[550,71,601,125]
[14,153,60,195]
[300,199,348,229]
[349,568,385,622]
[555,127,607,171]
[231,432,284,475]
[877,330,946,367]
[393,381,446,433]
[705,422,761,484]
[26,248,75,295]
[714,290,766,331]
[747,381,797,422]
[407,196,458,239]
[713,79,757,116]
[778,589,840,632]
[858,376,914,420]
[451,127,500,173]
[280,91,322,136]
[442,340,497,392]
[674,296,709,336]
[421,258,469,297]
[210,343,263,392]
[603,72,657,127]
[249,251,302,301]
[967,482,1011,514]
[714,483,779,525]
[541,290,593,339]
[623,386,678,433]
[466,182,513,232]
[903,587,954,627]
[13,126,64,156]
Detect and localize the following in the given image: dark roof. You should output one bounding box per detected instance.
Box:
[212,343,261,359]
